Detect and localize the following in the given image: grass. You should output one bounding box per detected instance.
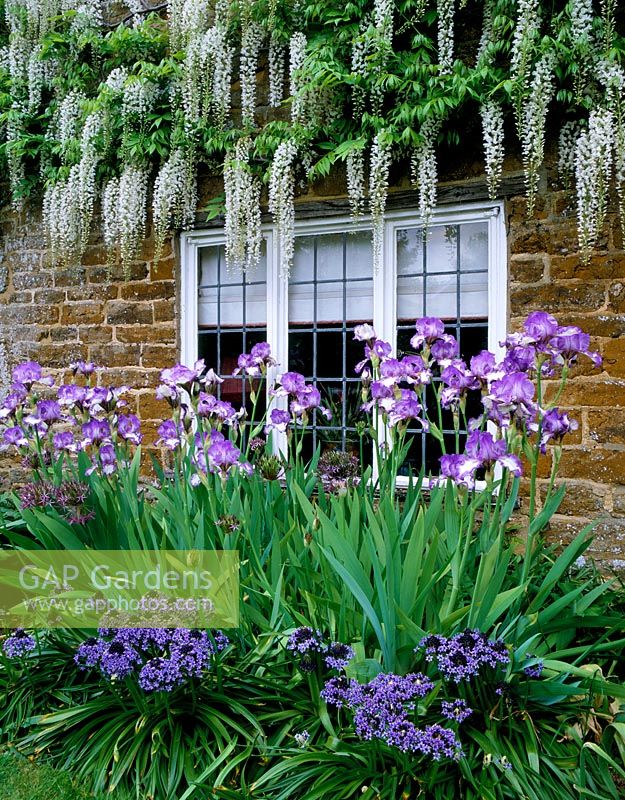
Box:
[0,751,104,800]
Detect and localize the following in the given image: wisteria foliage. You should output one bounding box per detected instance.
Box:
[1,1,625,273]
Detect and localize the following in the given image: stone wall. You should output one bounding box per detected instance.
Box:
[0,151,624,561]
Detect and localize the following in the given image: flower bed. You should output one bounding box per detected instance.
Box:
[0,313,624,799]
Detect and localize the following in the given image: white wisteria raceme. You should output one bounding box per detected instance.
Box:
[168,0,210,50]
[269,35,286,108]
[437,0,455,73]
[411,118,440,232]
[240,20,264,126]
[477,0,495,62]
[522,53,555,216]
[570,0,593,42]
[575,108,614,259]
[510,0,540,96]
[269,139,298,277]
[480,100,505,200]
[557,120,583,186]
[105,66,130,91]
[56,89,85,148]
[205,24,234,128]
[346,147,366,219]
[153,148,198,259]
[43,110,104,268]
[370,132,391,273]
[102,176,121,255]
[122,77,157,121]
[289,32,307,124]
[224,137,262,273]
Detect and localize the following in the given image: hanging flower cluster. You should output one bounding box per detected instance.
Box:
[411,118,440,231]
[152,148,197,260]
[289,32,307,124]
[268,139,298,277]
[223,137,262,272]
[522,53,555,216]
[480,101,505,200]
[3,0,625,276]
[102,166,150,278]
[370,132,391,274]
[42,111,104,269]
[575,107,614,259]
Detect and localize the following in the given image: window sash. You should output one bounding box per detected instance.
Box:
[181,202,508,459]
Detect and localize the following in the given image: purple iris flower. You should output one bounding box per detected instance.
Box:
[401,355,431,385]
[490,372,535,405]
[12,361,42,387]
[117,414,142,445]
[70,360,96,376]
[2,426,28,448]
[277,371,306,396]
[53,431,76,452]
[503,345,536,374]
[250,342,276,366]
[234,353,260,377]
[410,317,445,349]
[441,362,479,392]
[431,334,460,363]
[265,408,291,434]
[379,358,406,384]
[0,391,25,419]
[160,363,201,387]
[156,420,182,450]
[97,443,117,475]
[464,430,522,475]
[82,418,111,446]
[58,384,88,406]
[388,392,427,428]
[37,400,62,422]
[538,408,578,452]
[439,454,481,488]
[353,323,376,343]
[207,440,241,474]
[470,350,497,381]
[524,312,559,343]
[550,326,602,367]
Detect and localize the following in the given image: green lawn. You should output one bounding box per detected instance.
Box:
[0,752,102,800]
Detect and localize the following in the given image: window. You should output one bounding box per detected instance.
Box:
[181,202,507,470]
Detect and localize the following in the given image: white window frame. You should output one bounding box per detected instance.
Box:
[181,201,507,458]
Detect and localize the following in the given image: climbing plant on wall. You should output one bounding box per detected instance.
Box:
[0,0,624,277]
